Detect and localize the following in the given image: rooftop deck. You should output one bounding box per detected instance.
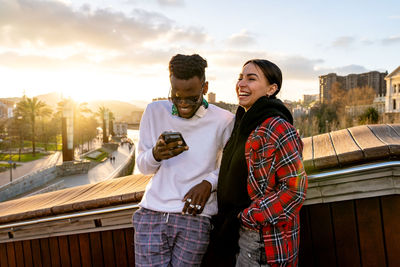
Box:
[0,124,400,266]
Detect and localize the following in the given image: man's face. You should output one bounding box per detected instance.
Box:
[170,75,208,119]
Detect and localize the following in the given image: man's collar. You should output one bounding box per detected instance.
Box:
[171,98,209,118]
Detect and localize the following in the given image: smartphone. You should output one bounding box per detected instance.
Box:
[161,131,187,147]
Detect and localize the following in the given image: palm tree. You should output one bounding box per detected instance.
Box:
[16,96,52,156]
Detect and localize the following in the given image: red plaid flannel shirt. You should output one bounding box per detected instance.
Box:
[240,117,308,266]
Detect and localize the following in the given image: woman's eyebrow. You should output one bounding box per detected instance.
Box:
[246,73,258,77]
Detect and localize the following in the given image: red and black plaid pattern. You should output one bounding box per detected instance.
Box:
[240,117,308,266]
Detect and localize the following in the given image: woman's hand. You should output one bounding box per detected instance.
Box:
[152,134,188,161]
[182,180,212,216]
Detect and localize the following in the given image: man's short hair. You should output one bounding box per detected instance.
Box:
[169,54,208,81]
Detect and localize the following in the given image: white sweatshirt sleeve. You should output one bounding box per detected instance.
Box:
[136,104,161,175]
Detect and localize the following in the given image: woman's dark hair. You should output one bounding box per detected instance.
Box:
[169,54,208,81]
[244,59,282,98]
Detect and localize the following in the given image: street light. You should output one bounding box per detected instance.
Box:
[17,116,23,162]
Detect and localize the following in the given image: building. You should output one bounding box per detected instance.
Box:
[384,66,400,113]
[207,92,216,103]
[302,94,319,106]
[113,122,128,137]
[152,97,168,102]
[0,99,16,119]
[319,71,387,103]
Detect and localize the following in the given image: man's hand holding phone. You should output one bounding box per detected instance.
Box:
[152,131,189,161]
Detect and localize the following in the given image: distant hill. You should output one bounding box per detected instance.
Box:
[34,92,144,123]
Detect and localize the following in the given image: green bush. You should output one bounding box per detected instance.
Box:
[84,149,108,162]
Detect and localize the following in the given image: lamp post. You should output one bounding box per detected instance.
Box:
[17,116,23,162]
[62,99,74,162]
[8,140,12,182]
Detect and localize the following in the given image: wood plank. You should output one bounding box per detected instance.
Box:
[308,204,336,267]
[388,124,400,137]
[331,200,361,267]
[49,237,61,267]
[6,243,16,267]
[356,197,386,266]
[31,239,43,267]
[312,133,339,169]
[58,236,71,267]
[89,232,104,267]
[125,228,135,267]
[348,125,388,160]
[22,240,33,267]
[78,233,92,267]
[112,229,128,267]
[369,124,400,155]
[39,238,51,267]
[101,231,115,267]
[68,235,81,267]
[14,242,24,267]
[330,129,364,165]
[0,242,8,267]
[380,195,400,267]
[298,207,315,267]
[302,137,314,171]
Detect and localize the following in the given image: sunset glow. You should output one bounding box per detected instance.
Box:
[0,0,399,103]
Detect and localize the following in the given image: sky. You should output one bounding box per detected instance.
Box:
[0,0,399,104]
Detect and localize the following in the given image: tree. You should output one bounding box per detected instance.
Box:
[16,96,52,156]
[359,107,379,125]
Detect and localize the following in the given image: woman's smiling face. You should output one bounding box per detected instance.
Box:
[236,62,276,111]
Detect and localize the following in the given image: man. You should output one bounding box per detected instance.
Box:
[133,54,234,266]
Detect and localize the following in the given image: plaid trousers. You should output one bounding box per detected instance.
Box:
[132,208,211,267]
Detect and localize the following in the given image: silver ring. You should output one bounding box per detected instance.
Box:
[189,204,195,208]
[195,204,202,210]
[169,151,173,156]
[186,198,192,203]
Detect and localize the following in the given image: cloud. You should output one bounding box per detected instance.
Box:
[226,30,256,47]
[0,48,175,71]
[0,0,204,53]
[382,35,400,45]
[210,50,323,80]
[167,26,209,44]
[388,15,400,20]
[157,0,185,6]
[332,36,355,48]
[317,64,369,76]
[278,56,324,80]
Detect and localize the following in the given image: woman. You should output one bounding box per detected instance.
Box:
[208,59,307,267]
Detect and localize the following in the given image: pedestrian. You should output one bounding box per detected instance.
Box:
[132,54,234,266]
[206,59,308,266]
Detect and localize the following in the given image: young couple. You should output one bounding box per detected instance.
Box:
[133,54,308,267]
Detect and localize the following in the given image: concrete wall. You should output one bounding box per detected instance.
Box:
[0,161,90,202]
[56,161,90,176]
[0,166,58,202]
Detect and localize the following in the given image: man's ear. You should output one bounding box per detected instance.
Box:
[203,81,209,95]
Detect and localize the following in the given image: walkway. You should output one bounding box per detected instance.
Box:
[0,151,62,187]
[61,143,133,188]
